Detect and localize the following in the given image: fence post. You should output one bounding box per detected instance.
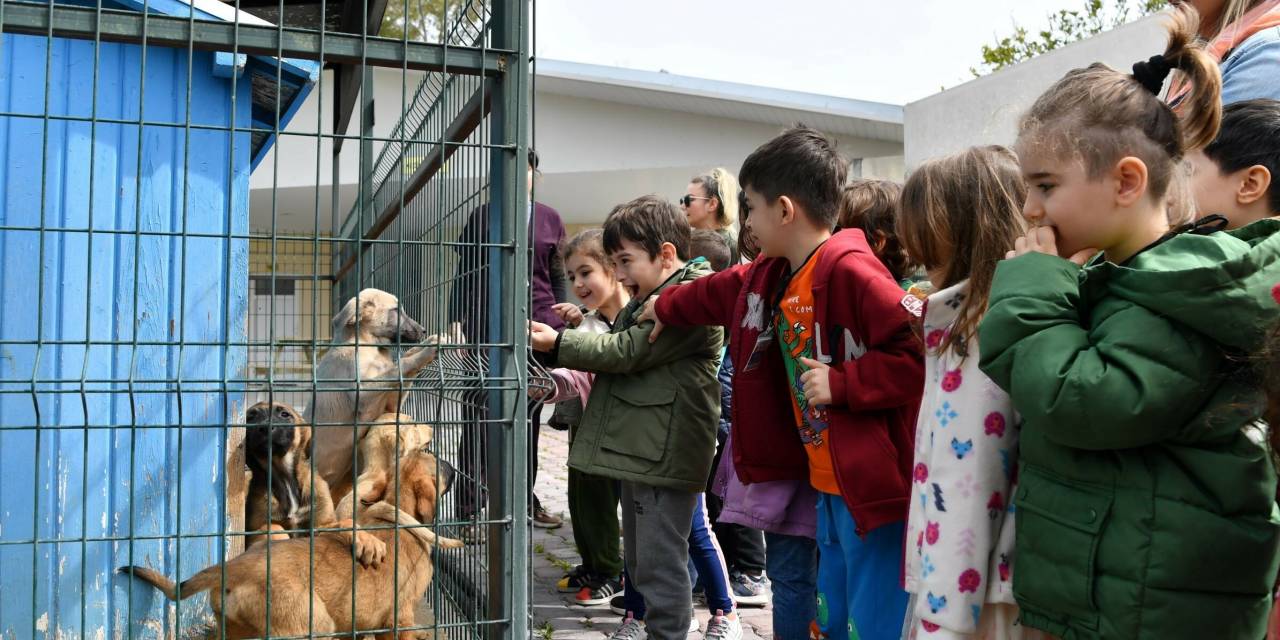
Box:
[486,0,531,636]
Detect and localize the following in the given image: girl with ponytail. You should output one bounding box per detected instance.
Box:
[976,5,1280,637]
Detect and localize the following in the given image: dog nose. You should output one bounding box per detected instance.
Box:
[400,314,425,343]
[438,459,457,496]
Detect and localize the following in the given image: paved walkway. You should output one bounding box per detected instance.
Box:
[530,426,773,640]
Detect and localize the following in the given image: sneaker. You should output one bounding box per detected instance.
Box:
[575,575,623,606]
[533,505,563,529]
[728,570,770,607]
[609,593,627,616]
[557,565,590,593]
[703,611,742,640]
[689,611,701,634]
[609,615,647,640]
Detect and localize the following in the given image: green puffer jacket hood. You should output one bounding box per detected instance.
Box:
[1101,217,1280,352]
[977,219,1280,640]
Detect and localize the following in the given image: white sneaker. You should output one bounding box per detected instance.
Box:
[703,611,742,640]
[689,611,700,634]
[610,615,647,640]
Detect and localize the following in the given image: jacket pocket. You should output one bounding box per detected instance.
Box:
[1013,465,1112,628]
[601,383,676,463]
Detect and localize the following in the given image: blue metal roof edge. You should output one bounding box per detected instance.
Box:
[249,66,315,171]
[99,0,319,160]
[103,0,321,79]
[536,58,903,126]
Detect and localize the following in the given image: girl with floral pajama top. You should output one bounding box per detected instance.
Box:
[895,146,1052,640]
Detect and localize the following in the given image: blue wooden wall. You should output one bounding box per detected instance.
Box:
[0,32,251,640]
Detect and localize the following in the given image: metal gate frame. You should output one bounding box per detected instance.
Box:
[0,0,532,636]
[327,0,532,637]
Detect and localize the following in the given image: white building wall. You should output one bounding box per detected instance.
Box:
[904,15,1167,168]
[534,93,903,224]
[251,69,904,231]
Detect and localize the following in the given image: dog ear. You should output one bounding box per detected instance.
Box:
[413,471,439,524]
[295,425,312,458]
[332,297,358,335]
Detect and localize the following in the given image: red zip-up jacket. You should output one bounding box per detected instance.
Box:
[654,229,924,534]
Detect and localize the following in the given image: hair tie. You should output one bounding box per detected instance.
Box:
[1132,54,1175,95]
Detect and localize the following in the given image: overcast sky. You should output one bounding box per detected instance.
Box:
[533,0,1088,106]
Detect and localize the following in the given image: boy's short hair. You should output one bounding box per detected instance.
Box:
[689,229,732,272]
[603,195,691,260]
[1204,99,1280,212]
[739,125,848,229]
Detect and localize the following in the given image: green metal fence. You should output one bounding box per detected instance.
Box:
[0,0,533,636]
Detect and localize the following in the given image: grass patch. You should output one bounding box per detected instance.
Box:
[546,553,575,573]
[537,621,554,639]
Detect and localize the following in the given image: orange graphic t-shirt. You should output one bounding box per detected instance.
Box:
[775,246,839,495]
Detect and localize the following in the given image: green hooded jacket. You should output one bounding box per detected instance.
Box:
[978,219,1280,639]
[555,259,724,493]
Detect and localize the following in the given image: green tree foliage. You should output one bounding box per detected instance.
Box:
[973,0,1168,76]
[379,0,458,42]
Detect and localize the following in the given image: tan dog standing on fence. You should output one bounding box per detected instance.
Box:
[309,288,445,504]
[120,448,461,640]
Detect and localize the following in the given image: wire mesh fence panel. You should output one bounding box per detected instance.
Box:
[0,0,532,638]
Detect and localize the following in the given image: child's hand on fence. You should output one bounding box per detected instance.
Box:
[636,297,666,343]
[1008,225,1096,266]
[552,303,584,328]
[798,357,833,406]
[529,321,559,353]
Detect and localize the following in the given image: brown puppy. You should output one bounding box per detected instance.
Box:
[243,401,334,545]
[351,413,433,510]
[309,289,451,503]
[120,450,461,640]
[243,401,385,563]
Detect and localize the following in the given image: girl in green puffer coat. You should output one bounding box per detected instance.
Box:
[977,6,1280,639]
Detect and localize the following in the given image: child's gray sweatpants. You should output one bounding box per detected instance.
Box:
[620,480,698,640]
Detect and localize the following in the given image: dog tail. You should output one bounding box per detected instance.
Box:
[118,565,223,601]
[363,502,464,549]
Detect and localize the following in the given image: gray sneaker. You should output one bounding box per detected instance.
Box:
[609,615,647,640]
[729,571,769,607]
[703,611,742,640]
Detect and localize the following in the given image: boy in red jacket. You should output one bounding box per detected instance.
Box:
[640,126,923,639]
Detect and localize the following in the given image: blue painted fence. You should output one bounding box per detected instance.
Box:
[0,31,254,640]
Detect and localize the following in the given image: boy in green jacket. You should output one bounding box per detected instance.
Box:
[530,195,723,640]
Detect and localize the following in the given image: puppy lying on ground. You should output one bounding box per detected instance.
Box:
[310,288,451,504]
[121,449,461,640]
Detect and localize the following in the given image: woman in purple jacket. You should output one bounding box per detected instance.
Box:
[451,149,567,531]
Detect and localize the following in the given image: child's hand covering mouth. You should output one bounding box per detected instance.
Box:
[1008,224,1095,266]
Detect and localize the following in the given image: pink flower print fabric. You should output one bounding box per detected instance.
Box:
[905,279,1022,637]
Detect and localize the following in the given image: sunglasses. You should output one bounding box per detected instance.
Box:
[678,195,712,207]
